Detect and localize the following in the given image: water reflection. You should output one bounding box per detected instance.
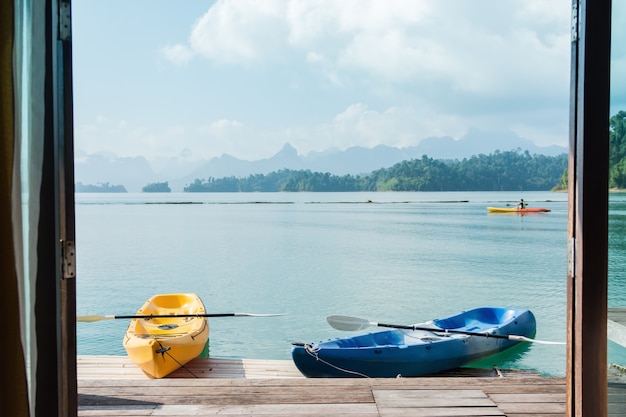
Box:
[608,194,626,366]
[465,342,534,372]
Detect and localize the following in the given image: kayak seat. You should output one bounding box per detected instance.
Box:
[372,331,404,346]
[334,331,405,348]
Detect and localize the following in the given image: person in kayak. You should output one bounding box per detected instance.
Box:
[518,199,528,209]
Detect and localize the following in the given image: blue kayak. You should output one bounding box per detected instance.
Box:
[291,307,536,378]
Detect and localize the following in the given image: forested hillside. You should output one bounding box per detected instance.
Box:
[555,110,626,191]
[610,111,626,189]
[184,149,567,192]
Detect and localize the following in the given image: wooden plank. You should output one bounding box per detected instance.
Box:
[497,402,566,414]
[482,384,567,394]
[79,409,156,416]
[376,407,504,417]
[78,385,372,396]
[149,403,379,415]
[77,356,303,379]
[374,389,502,416]
[78,395,374,406]
[608,383,626,416]
[488,393,566,403]
[78,388,374,406]
[377,397,497,408]
[609,385,626,403]
[77,356,545,380]
[76,376,567,390]
[373,389,487,400]
[80,407,379,417]
[609,404,626,417]
[81,411,378,417]
[75,356,574,417]
[507,412,564,417]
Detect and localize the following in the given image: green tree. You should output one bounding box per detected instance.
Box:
[76,182,127,193]
[610,111,626,189]
[142,182,171,192]
[183,150,567,192]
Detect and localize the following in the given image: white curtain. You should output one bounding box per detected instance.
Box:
[15,0,47,414]
[3,1,70,415]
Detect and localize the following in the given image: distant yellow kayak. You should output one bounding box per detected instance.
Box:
[123,293,209,378]
[487,206,551,213]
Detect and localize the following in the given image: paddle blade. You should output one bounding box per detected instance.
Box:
[327,315,373,331]
[77,315,115,322]
[508,335,565,345]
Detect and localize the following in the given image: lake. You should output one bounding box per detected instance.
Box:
[74,191,626,377]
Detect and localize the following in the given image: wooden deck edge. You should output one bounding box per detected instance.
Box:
[77,355,554,380]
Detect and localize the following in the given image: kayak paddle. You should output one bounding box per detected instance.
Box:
[78,312,284,323]
[326,315,565,345]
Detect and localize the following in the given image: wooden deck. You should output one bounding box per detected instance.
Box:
[77,356,626,416]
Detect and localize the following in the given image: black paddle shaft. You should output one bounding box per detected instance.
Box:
[377,322,512,339]
[115,313,238,319]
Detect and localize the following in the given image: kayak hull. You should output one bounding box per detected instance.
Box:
[291,307,536,378]
[487,207,551,213]
[123,293,209,378]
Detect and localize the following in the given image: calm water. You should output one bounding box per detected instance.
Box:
[74,191,626,376]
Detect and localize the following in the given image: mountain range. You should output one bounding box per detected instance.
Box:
[74,128,567,192]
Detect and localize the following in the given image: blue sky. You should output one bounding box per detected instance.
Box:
[71,0,625,163]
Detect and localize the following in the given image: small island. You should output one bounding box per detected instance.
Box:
[142,182,171,193]
[75,182,127,193]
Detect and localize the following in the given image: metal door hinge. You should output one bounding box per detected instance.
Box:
[62,240,76,279]
[571,1,578,43]
[567,237,575,279]
[59,1,71,41]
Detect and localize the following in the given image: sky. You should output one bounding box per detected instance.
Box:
[71,0,626,163]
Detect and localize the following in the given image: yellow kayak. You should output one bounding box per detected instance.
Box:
[487,206,551,213]
[123,293,209,378]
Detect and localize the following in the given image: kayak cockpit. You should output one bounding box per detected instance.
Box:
[432,306,518,332]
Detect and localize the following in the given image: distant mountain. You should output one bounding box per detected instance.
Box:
[74,151,158,193]
[75,128,567,192]
[174,128,566,190]
[304,144,416,175]
[414,127,567,160]
[189,144,304,177]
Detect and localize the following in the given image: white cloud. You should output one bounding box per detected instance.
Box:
[79,0,579,162]
[337,30,443,83]
[170,0,570,84]
[75,97,565,164]
[187,0,287,64]
[209,119,244,130]
[284,0,430,45]
[161,44,194,66]
[323,103,465,151]
[159,0,572,122]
